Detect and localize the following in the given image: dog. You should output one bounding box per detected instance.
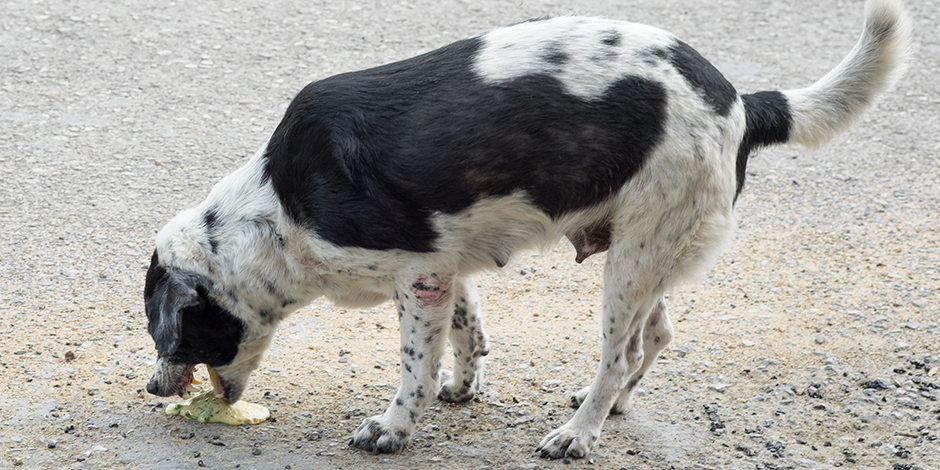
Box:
[144,0,909,459]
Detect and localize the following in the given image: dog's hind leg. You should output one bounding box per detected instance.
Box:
[538,247,669,459]
[571,298,673,414]
[439,277,490,403]
[350,269,455,453]
[613,299,673,412]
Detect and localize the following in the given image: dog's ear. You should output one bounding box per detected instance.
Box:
[144,250,202,357]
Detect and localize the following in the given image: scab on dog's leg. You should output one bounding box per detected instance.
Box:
[571,298,673,414]
[350,272,454,454]
[439,277,489,403]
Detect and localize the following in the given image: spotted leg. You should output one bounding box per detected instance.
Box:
[350,270,454,453]
[439,277,490,403]
[538,252,666,459]
[571,299,673,414]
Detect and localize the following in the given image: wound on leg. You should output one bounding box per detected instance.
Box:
[412,276,451,307]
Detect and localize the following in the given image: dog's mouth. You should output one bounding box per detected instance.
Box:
[176,364,196,396]
[173,364,233,402]
[147,360,234,403]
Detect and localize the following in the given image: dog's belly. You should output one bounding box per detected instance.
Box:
[320,275,396,309]
[328,288,391,309]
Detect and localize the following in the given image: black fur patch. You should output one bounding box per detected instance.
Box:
[601,30,622,47]
[657,40,737,117]
[737,91,792,198]
[263,37,667,251]
[541,43,568,65]
[173,286,245,366]
[638,47,668,66]
[144,250,166,302]
[202,209,221,253]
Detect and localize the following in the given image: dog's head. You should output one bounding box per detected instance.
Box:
[143,207,283,403]
[143,152,311,403]
[144,249,263,402]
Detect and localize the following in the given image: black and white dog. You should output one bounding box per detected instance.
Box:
[144,0,909,459]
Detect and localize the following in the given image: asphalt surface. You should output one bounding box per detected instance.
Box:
[1,0,938,469]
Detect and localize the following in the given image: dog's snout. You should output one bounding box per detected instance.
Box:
[146,375,172,397]
[145,367,180,397]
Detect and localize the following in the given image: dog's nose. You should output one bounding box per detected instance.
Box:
[145,377,160,396]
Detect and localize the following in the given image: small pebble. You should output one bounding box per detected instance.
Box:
[707,383,730,393]
[863,379,890,390]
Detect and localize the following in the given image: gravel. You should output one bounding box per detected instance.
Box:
[1,0,938,469]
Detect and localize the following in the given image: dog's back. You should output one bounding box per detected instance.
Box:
[261,0,909,266]
[262,18,721,255]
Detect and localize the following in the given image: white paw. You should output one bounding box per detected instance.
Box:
[537,424,598,459]
[349,414,410,454]
[438,369,476,403]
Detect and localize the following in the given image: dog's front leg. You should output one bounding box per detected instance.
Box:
[350,272,454,453]
[439,277,490,403]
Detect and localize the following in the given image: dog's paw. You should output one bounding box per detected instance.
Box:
[569,386,628,414]
[438,370,476,403]
[570,386,590,409]
[349,415,410,454]
[537,424,598,459]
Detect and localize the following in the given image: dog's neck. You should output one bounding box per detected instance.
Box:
[156,148,322,334]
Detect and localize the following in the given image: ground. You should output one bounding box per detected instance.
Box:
[1,0,938,469]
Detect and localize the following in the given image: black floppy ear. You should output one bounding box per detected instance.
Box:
[144,250,201,357]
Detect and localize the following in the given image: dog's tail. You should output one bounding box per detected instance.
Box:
[740,0,911,158]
